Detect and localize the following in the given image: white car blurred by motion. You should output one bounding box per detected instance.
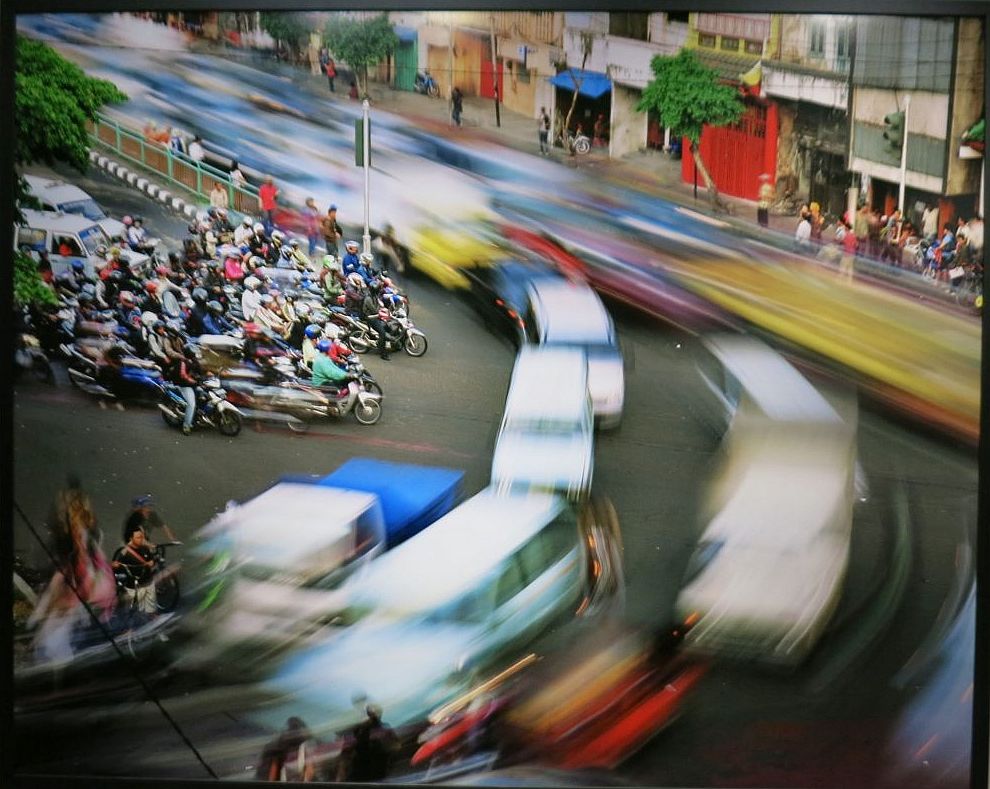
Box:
[674,335,859,666]
[491,346,594,500]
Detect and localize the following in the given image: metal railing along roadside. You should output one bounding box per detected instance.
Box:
[86,113,259,214]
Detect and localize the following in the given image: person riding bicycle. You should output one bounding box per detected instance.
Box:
[311,338,349,388]
[123,494,178,546]
[112,522,158,622]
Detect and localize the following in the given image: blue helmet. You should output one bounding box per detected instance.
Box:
[305,324,321,339]
[71,259,86,272]
[316,339,332,353]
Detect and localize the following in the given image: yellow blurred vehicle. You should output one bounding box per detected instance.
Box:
[666,256,981,444]
[408,218,506,290]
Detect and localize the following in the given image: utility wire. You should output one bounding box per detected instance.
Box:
[13,498,218,781]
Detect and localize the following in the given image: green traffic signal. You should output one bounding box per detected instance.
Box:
[883,111,905,150]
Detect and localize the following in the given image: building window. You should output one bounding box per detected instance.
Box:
[698,32,716,48]
[517,62,530,84]
[609,12,649,41]
[720,36,740,52]
[667,11,689,23]
[835,22,851,69]
[809,20,826,57]
[744,39,762,54]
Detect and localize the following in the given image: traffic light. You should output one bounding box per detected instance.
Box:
[883,111,905,151]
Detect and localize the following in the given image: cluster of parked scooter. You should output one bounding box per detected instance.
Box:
[16,212,431,434]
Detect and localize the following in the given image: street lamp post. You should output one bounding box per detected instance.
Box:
[362,98,371,255]
[898,94,911,213]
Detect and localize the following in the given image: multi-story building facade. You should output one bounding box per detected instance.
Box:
[849,15,984,228]
[680,13,781,200]
[763,15,854,217]
[558,12,689,159]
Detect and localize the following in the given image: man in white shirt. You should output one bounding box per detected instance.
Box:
[922,204,939,239]
[234,216,254,247]
[188,136,205,162]
[794,215,812,251]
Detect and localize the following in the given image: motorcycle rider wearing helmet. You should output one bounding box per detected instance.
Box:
[287,238,311,270]
[249,223,269,257]
[164,344,201,435]
[345,275,390,360]
[146,318,172,367]
[302,324,322,368]
[234,216,254,247]
[212,208,234,242]
[241,276,263,320]
[242,322,283,375]
[203,301,236,335]
[266,230,287,266]
[311,338,349,388]
[320,255,345,299]
[254,293,291,339]
[341,241,367,281]
[276,245,297,270]
[185,287,210,337]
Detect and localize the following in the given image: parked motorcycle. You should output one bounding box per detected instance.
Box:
[415,70,440,98]
[348,310,428,357]
[159,377,243,436]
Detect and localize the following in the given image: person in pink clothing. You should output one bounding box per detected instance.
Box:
[840,220,858,283]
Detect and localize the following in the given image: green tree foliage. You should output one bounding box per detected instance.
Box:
[323,14,398,95]
[15,35,127,172]
[636,50,744,209]
[260,12,310,53]
[14,252,58,309]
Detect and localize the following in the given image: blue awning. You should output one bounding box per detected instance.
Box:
[549,68,612,99]
[394,25,417,43]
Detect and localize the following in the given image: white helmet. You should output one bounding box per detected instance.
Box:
[271,230,285,244]
[244,276,261,290]
[242,216,253,227]
[324,322,340,340]
[345,240,359,251]
[359,252,374,264]
[253,222,265,233]
[346,273,365,288]
[141,311,158,328]
[196,211,209,223]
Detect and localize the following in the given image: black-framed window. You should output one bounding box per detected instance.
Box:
[809,20,826,57]
[720,36,740,51]
[609,12,649,41]
[698,32,716,48]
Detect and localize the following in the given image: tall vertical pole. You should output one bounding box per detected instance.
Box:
[489,14,501,127]
[362,98,371,255]
[898,94,910,213]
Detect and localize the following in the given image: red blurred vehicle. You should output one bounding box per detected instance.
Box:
[408,620,707,778]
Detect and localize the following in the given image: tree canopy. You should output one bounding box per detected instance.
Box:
[636,49,744,146]
[14,251,57,309]
[259,12,311,50]
[323,14,398,93]
[15,35,127,172]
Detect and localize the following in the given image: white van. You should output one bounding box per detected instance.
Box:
[23,174,127,240]
[184,482,386,665]
[674,336,858,666]
[15,208,149,279]
[260,487,611,731]
[491,346,594,500]
[525,280,625,429]
[14,208,112,278]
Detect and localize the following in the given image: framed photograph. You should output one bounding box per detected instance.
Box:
[3,3,986,789]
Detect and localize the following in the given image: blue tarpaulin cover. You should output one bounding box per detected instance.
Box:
[549,68,612,99]
[394,25,417,43]
[314,458,464,549]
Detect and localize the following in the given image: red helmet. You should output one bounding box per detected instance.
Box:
[336,294,346,305]
[155,265,169,276]
[144,281,158,294]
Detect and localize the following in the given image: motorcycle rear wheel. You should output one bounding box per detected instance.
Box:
[362,378,383,398]
[218,410,243,437]
[404,333,428,357]
[160,406,183,429]
[349,330,372,354]
[156,574,180,613]
[354,399,382,425]
[575,137,591,155]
